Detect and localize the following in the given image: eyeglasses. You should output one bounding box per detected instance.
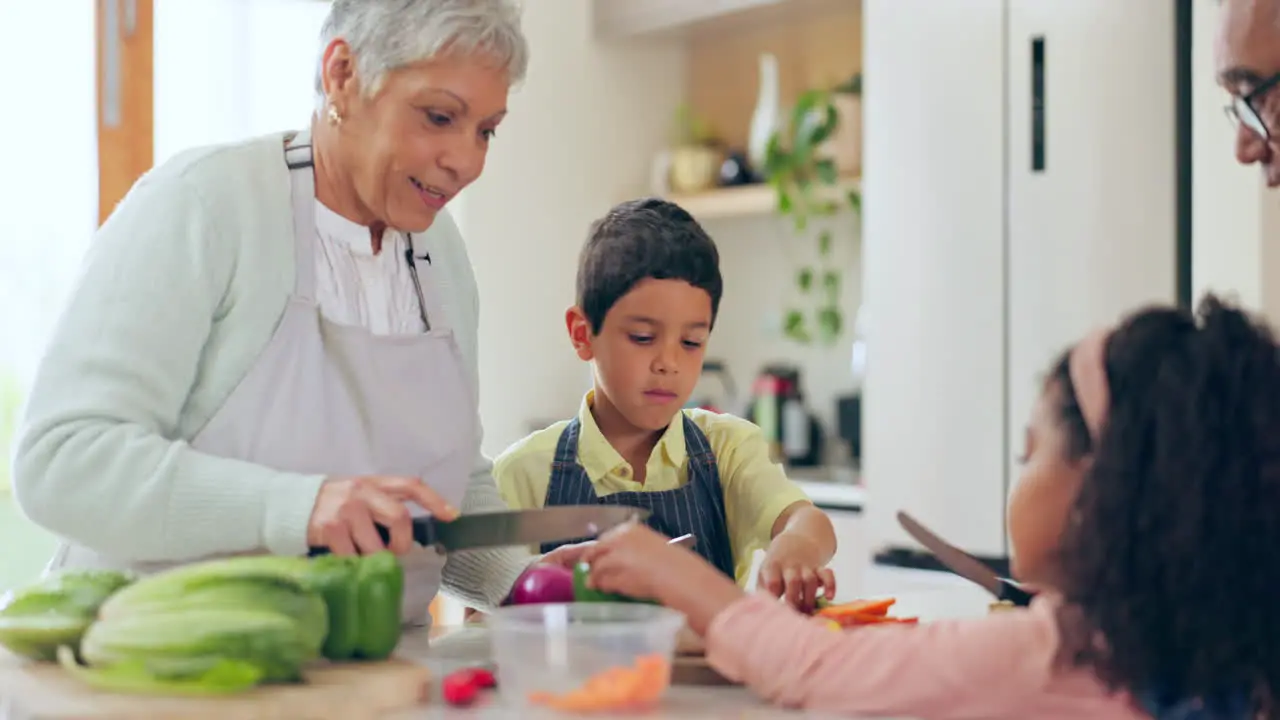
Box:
[1224,72,1280,141]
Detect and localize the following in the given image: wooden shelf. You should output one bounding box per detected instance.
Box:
[663,176,860,221]
[592,0,788,40]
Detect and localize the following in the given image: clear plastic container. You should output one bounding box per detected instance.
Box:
[487,602,686,713]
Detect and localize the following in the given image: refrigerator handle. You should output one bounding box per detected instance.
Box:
[1031,35,1046,172]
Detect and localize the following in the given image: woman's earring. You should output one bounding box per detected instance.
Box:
[327,105,343,126]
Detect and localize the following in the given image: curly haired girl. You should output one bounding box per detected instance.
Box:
[579,294,1280,719]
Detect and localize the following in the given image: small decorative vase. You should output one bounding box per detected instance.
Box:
[747,53,781,175]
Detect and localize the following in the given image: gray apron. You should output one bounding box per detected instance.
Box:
[41,130,475,627]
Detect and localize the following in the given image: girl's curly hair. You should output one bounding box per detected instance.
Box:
[1050,294,1280,710]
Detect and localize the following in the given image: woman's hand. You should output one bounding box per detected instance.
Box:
[307,475,458,555]
[581,523,744,635]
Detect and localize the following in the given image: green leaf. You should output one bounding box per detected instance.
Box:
[790,91,825,161]
[56,646,265,696]
[847,190,862,213]
[797,267,814,292]
[816,306,843,344]
[764,133,790,177]
[822,270,841,300]
[818,231,833,257]
[815,158,838,185]
[809,103,840,147]
[783,310,810,344]
[777,189,792,214]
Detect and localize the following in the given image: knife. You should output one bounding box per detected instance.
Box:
[307,505,651,557]
[895,511,1036,607]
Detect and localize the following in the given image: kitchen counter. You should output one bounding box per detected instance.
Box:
[391,626,843,718]
[0,567,987,719]
[789,466,863,512]
[388,567,992,718]
[795,480,863,512]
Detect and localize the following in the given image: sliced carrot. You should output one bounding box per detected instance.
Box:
[817,597,896,619]
[527,654,673,713]
[544,690,603,712]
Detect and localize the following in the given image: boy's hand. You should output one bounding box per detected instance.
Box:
[758,532,837,613]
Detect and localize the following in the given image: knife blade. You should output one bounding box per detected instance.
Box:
[895,511,1036,607]
[308,505,651,557]
[669,533,696,549]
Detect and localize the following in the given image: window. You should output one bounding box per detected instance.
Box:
[0,2,97,492]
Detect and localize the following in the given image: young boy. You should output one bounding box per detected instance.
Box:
[495,198,838,610]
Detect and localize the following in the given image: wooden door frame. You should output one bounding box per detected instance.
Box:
[94,0,447,627]
[96,0,153,226]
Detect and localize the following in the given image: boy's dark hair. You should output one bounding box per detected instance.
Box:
[576,197,722,334]
[1050,294,1280,711]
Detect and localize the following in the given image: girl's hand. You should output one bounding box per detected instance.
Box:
[539,540,597,569]
[581,522,745,634]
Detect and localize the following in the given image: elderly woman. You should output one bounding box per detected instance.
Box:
[11,0,552,624]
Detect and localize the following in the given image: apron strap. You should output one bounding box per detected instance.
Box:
[284,130,318,302]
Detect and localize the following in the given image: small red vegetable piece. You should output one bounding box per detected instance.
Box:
[470,667,497,689]
[442,670,481,706]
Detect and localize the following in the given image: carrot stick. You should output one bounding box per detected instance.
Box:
[817,597,896,618]
[843,613,918,625]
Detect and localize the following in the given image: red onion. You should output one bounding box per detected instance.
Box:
[507,563,576,605]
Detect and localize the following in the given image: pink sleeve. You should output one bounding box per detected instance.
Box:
[704,592,1099,718]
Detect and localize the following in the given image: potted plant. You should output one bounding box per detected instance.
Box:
[667,103,722,194]
[764,88,862,346]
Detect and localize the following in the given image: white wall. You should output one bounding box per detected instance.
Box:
[1191,0,1280,319]
[462,1,688,455]
[154,0,327,165]
[700,215,862,437]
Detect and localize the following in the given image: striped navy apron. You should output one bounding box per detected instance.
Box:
[539,414,737,580]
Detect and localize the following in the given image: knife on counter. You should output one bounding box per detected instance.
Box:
[308,505,650,557]
[895,511,1036,607]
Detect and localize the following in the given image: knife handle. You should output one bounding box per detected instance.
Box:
[997,579,1036,607]
[307,522,428,557]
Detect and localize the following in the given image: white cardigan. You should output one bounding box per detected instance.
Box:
[11,131,528,608]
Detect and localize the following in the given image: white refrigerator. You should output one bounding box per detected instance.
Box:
[860,0,1184,568]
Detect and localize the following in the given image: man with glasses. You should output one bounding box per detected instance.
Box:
[1217,0,1280,186]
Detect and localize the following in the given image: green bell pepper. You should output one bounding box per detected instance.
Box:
[300,552,404,662]
[300,555,361,661]
[571,562,658,604]
[353,551,404,661]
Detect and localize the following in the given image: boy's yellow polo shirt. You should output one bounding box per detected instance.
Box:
[494,390,811,586]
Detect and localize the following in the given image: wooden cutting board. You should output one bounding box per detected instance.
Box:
[0,650,432,719]
[671,652,738,686]
[670,624,741,685]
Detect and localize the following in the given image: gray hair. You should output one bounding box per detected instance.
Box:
[314,0,529,106]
